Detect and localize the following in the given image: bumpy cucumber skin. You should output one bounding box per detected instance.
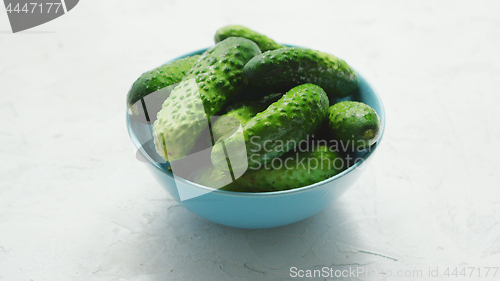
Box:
[244,47,358,101]
[126,55,199,107]
[191,165,242,191]
[214,25,283,52]
[211,83,329,173]
[227,145,346,192]
[192,146,346,193]
[184,37,261,116]
[327,101,381,150]
[153,38,261,161]
[211,105,260,143]
[211,93,282,142]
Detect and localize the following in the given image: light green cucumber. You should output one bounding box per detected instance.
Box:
[191,165,241,191]
[211,93,282,142]
[153,37,261,161]
[214,25,283,52]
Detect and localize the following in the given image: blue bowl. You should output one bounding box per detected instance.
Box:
[126,47,386,229]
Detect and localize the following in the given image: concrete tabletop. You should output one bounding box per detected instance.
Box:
[1,0,499,280]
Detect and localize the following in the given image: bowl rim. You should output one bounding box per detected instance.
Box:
[126,46,386,197]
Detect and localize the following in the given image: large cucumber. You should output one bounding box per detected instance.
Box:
[153,37,261,161]
[244,47,358,101]
[211,83,329,173]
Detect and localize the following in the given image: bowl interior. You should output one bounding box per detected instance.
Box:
[126,47,385,196]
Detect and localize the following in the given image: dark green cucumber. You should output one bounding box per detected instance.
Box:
[194,145,347,192]
[229,145,347,192]
[210,83,329,173]
[127,55,199,108]
[244,47,358,101]
[327,101,381,150]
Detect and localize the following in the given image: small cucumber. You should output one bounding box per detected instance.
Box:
[327,101,381,150]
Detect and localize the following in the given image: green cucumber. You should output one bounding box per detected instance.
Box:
[244,47,358,101]
[211,83,329,173]
[153,37,261,161]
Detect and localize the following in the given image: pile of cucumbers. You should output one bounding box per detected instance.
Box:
[127,25,381,193]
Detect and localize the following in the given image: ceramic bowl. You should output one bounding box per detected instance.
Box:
[126,47,385,229]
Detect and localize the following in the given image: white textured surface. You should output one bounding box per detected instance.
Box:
[1,0,500,280]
